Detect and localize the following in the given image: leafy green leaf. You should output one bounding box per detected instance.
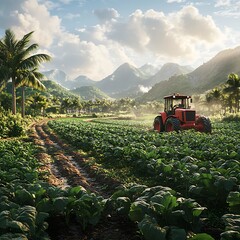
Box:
[220,230,240,240]
[227,192,240,214]
[150,191,178,213]
[0,210,10,229]
[0,233,28,240]
[115,197,131,215]
[167,226,186,240]
[138,215,166,240]
[36,198,52,212]
[68,186,86,198]
[14,189,35,205]
[7,220,29,232]
[129,201,150,222]
[192,207,206,217]
[52,197,69,213]
[188,233,215,240]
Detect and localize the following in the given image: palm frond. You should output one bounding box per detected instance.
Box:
[20,53,51,69]
[15,31,34,53]
[3,29,18,53]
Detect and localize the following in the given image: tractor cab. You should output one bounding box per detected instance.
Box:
[164,94,192,115]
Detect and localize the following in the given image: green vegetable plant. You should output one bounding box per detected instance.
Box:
[221,191,240,240]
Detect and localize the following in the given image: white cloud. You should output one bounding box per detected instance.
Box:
[107,6,224,61]
[214,0,240,18]
[215,0,231,7]
[50,40,116,80]
[167,0,185,3]
[139,85,151,93]
[173,6,223,43]
[10,0,62,47]
[93,8,120,22]
[0,0,230,80]
[0,0,120,80]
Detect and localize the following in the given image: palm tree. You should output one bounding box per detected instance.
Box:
[223,73,240,112]
[27,93,49,116]
[61,98,72,114]
[0,29,51,115]
[211,88,223,108]
[16,69,46,117]
[0,45,11,90]
[71,97,82,114]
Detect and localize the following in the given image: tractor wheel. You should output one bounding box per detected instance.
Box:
[153,116,164,132]
[195,116,212,133]
[165,118,181,132]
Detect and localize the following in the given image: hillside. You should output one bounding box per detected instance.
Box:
[70,86,111,100]
[5,80,79,99]
[139,46,240,102]
[41,80,79,99]
[188,46,240,90]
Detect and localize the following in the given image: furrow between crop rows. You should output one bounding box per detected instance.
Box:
[33,122,120,198]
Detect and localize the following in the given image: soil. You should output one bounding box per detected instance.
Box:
[29,120,143,240]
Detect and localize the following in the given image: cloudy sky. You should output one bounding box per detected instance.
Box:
[0,0,240,81]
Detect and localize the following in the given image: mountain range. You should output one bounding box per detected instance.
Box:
[43,62,193,99]
[42,45,240,102]
[140,46,240,102]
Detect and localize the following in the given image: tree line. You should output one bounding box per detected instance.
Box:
[202,73,240,114]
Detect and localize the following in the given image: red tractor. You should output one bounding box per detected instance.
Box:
[153,93,212,133]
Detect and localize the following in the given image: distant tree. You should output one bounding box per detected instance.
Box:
[71,97,82,114]
[84,100,93,113]
[61,98,72,114]
[223,73,240,112]
[101,99,112,112]
[205,88,224,113]
[118,98,135,111]
[27,93,49,116]
[0,91,12,110]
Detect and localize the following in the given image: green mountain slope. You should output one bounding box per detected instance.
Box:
[139,46,240,102]
[70,86,111,100]
[5,80,79,99]
[41,80,79,98]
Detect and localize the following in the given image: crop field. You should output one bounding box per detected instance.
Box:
[0,117,240,240]
[47,117,240,240]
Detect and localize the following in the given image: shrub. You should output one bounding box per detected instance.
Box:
[222,114,240,122]
[0,109,29,138]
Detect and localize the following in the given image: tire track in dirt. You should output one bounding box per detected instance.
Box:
[28,120,142,240]
[30,120,121,198]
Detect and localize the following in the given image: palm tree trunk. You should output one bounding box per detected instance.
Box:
[11,77,16,115]
[237,93,240,112]
[21,86,25,118]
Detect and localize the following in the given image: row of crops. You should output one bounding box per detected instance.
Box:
[0,140,105,239]
[47,118,240,240]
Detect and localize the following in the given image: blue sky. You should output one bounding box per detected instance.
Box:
[0,0,240,80]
